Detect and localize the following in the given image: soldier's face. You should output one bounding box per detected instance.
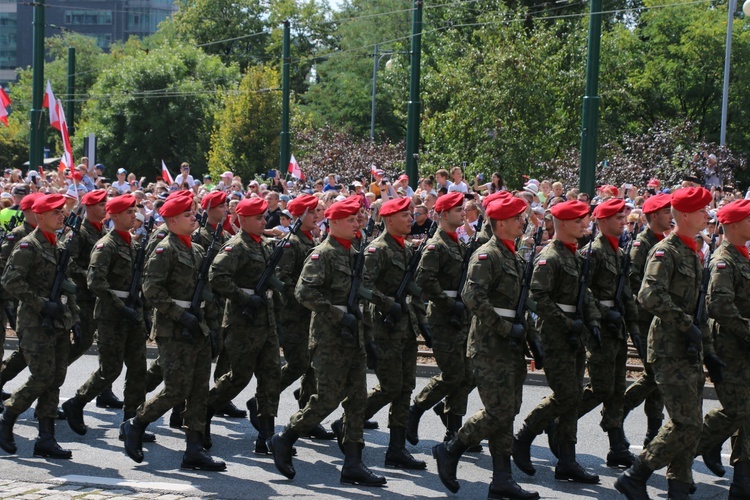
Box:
[330,215,359,240]
[208,203,226,221]
[37,208,65,232]
[168,210,197,235]
[652,206,673,232]
[600,211,626,237]
[111,206,137,231]
[87,201,107,222]
[683,208,709,233]
[442,205,466,229]
[387,211,413,237]
[563,216,588,239]
[733,216,750,241]
[240,213,266,236]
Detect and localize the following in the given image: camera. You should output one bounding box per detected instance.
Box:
[348,184,356,192]
[477,173,484,182]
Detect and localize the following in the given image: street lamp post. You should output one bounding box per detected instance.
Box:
[370,45,406,143]
[720,0,738,146]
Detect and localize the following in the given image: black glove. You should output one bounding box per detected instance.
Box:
[685,323,702,363]
[508,322,526,350]
[385,301,403,324]
[122,306,141,325]
[568,318,584,348]
[590,326,602,348]
[418,323,433,348]
[246,294,266,311]
[604,308,622,331]
[365,340,378,370]
[41,300,63,320]
[449,300,465,329]
[630,330,646,361]
[178,311,202,336]
[704,353,726,384]
[4,305,16,330]
[209,329,220,359]
[340,313,358,344]
[71,323,82,346]
[529,338,545,370]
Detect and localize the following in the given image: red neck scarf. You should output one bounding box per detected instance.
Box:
[735,245,750,260]
[332,235,352,250]
[177,234,192,249]
[605,235,619,252]
[500,239,516,255]
[355,230,362,240]
[89,220,104,233]
[41,230,56,247]
[303,230,314,241]
[29,221,37,229]
[245,232,261,244]
[444,231,458,243]
[677,234,698,254]
[654,232,665,241]
[561,241,578,254]
[115,229,132,245]
[390,234,405,249]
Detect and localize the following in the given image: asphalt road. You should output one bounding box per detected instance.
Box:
[0,344,732,499]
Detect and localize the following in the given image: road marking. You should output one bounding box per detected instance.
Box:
[55,475,200,494]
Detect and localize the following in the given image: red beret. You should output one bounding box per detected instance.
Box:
[592,198,626,219]
[20,192,44,212]
[671,187,712,213]
[642,193,671,214]
[200,190,227,210]
[159,191,194,218]
[235,197,268,217]
[600,185,619,196]
[81,189,107,206]
[324,196,361,220]
[482,190,513,209]
[550,200,590,221]
[434,192,464,213]
[485,197,528,221]
[287,194,318,217]
[32,194,65,214]
[717,199,750,225]
[168,190,193,200]
[106,194,136,214]
[379,197,412,217]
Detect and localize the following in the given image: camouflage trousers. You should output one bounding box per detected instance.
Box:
[68,299,96,365]
[457,347,527,457]
[76,319,147,413]
[144,355,163,394]
[622,318,665,420]
[279,318,316,408]
[413,325,474,415]
[137,334,211,433]
[290,337,367,445]
[5,326,69,419]
[213,327,230,382]
[207,324,280,417]
[641,356,705,484]
[578,331,628,431]
[365,333,418,429]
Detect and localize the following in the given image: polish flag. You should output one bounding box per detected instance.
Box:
[56,100,74,173]
[370,163,378,177]
[43,81,61,131]
[288,154,305,180]
[0,87,10,127]
[161,160,174,184]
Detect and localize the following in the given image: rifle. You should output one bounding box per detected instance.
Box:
[450,215,484,329]
[614,229,646,360]
[342,217,376,343]
[382,220,437,327]
[127,216,155,312]
[41,206,84,330]
[687,231,718,362]
[511,225,544,350]
[573,226,599,348]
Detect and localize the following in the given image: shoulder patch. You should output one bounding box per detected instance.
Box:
[284,241,291,248]
[155,247,164,254]
[157,232,165,239]
[7,234,13,241]
[96,243,104,249]
[19,242,29,249]
[716,261,726,269]
[311,253,319,260]
[368,247,377,253]
[478,253,488,260]
[654,250,665,258]
[224,245,232,252]
[633,241,641,247]
[427,244,436,250]
[538,259,547,266]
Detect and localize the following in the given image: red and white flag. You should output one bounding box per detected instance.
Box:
[0,87,10,127]
[288,154,305,180]
[161,160,174,184]
[42,80,61,131]
[370,163,377,177]
[56,100,74,173]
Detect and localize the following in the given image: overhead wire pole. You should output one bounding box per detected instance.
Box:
[720,0,737,146]
[29,0,46,171]
[578,0,603,197]
[279,20,291,173]
[405,0,423,190]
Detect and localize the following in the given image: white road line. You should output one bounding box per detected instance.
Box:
[54,475,201,494]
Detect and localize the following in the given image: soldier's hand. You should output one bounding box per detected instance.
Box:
[71,323,82,346]
[247,294,266,311]
[4,306,16,330]
[122,306,141,325]
[365,340,378,371]
[41,300,63,320]
[704,353,726,384]
[590,326,602,348]
[386,301,402,324]
[604,308,622,331]
[529,339,545,370]
[209,329,220,359]
[630,330,646,361]
[568,318,584,335]
[449,301,465,329]
[685,323,702,363]
[508,322,526,351]
[418,323,433,348]
[341,313,358,332]
[178,311,202,336]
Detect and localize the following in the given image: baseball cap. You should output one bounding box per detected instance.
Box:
[117,168,127,175]
[280,209,292,219]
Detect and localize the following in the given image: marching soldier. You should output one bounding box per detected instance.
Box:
[407,192,475,445]
[475,191,512,247]
[694,199,750,496]
[62,194,151,440]
[512,199,601,484]
[433,196,539,499]
[204,197,282,454]
[621,194,671,447]
[0,194,80,458]
[267,196,385,486]
[616,187,725,499]
[121,190,225,471]
[573,198,640,468]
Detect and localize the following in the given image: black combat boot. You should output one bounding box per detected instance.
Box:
[488,454,540,500]
[203,406,216,450]
[304,423,335,440]
[512,424,539,476]
[546,419,559,458]
[730,461,750,500]
[181,430,226,471]
[96,386,124,409]
[341,442,387,487]
[62,395,87,436]
[119,411,155,443]
[254,416,275,455]
[554,442,600,484]
[385,427,426,470]
[0,408,19,454]
[169,402,184,429]
[246,397,260,432]
[33,418,72,459]
[667,479,691,500]
[267,425,300,479]
[331,417,345,454]
[363,419,379,429]
[702,443,726,477]
[433,400,448,427]
[215,401,247,419]
[615,456,653,500]
[607,428,635,468]
[0,390,9,401]
[121,417,149,463]
[644,417,661,447]
[445,413,482,452]
[432,435,469,493]
[406,404,426,445]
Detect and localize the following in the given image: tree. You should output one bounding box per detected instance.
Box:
[76,39,239,178]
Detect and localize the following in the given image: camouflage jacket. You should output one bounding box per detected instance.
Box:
[65,218,106,302]
[707,241,750,346]
[277,226,316,322]
[0,221,35,301]
[638,232,714,361]
[145,226,169,257]
[87,231,140,320]
[1,228,80,330]
[191,222,228,259]
[628,227,662,327]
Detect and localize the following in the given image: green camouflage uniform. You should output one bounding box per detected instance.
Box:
[520,239,601,444]
[138,233,217,433]
[289,237,367,444]
[577,233,638,431]
[363,232,426,428]
[1,229,80,419]
[206,231,280,416]
[698,242,750,463]
[74,231,147,413]
[143,227,170,392]
[637,233,714,484]
[455,236,531,457]
[623,227,665,420]
[412,228,473,415]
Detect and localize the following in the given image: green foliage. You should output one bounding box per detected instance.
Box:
[0,118,28,169]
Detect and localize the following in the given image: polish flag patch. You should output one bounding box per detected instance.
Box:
[716,261,726,269]
[284,242,291,248]
[311,253,319,260]
[655,250,665,258]
[96,243,104,249]
[224,246,232,252]
[633,241,641,247]
[368,247,377,253]
[538,259,547,266]
[7,234,13,241]
[155,247,164,254]
[157,232,165,239]
[19,242,28,249]
[478,253,488,261]
[427,244,436,250]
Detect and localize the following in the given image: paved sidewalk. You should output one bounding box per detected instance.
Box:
[0,480,212,499]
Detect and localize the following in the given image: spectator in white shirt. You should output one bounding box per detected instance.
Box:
[435,168,453,191]
[448,166,469,194]
[112,168,131,194]
[174,162,195,189]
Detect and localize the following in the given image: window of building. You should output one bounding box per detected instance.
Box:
[65,10,113,26]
